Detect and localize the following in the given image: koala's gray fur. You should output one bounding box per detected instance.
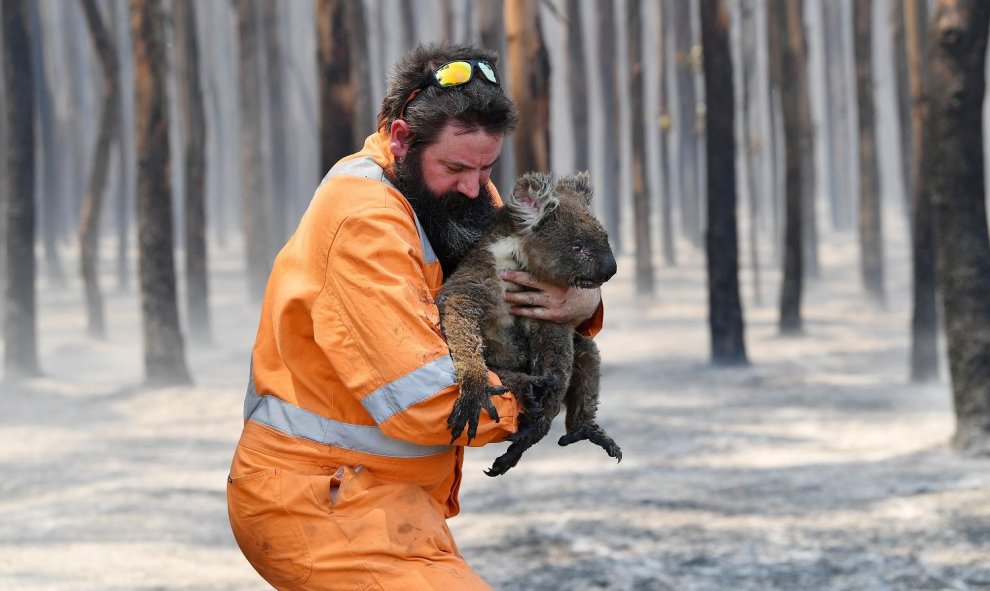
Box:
[437,171,621,476]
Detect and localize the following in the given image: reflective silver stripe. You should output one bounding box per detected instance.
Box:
[244,378,451,458]
[319,157,438,265]
[361,355,457,424]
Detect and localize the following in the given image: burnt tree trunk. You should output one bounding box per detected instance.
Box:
[30,1,65,290]
[262,0,287,249]
[131,0,192,385]
[701,0,747,365]
[765,0,784,254]
[174,0,210,343]
[566,0,589,174]
[627,0,654,296]
[854,0,885,305]
[739,0,760,303]
[822,1,853,231]
[596,1,621,251]
[478,0,512,191]
[892,0,914,214]
[672,0,701,247]
[794,1,817,279]
[506,0,550,174]
[659,2,676,266]
[905,0,937,382]
[111,0,131,292]
[78,0,120,339]
[235,0,271,301]
[3,0,40,377]
[777,0,804,335]
[316,0,356,173]
[926,0,990,453]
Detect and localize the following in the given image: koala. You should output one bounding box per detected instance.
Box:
[437,171,621,476]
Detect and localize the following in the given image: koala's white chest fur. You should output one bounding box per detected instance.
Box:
[487,235,528,329]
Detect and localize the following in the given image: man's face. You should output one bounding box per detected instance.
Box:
[392,124,504,276]
[417,125,503,199]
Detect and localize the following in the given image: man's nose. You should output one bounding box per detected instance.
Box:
[457,175,481,199]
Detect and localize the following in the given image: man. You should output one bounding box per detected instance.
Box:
[227,43,603,590]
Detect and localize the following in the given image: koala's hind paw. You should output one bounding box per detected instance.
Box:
[448,385,508,445]
[558,424,623,462]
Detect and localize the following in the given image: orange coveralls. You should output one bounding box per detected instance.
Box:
[227,131,603,590]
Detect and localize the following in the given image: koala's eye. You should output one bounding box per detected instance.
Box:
[571,242,584,252]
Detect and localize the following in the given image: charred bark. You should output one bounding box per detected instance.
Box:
[822,1,853,231]
[926,0,990,452]
[739,0,760,303]
[566,0,589,174]
[854,0,886,305]
[671,0,702,247]
[316,0,357,173]
[627,0,654,296]
[78,0,120,339]
[701,0,747,365]
[596,1,621,251]
[235,0,271,301]
[505,0,550,174]
[174,0,210,343]
[905,0,937,383]
[131,0,192,385]
[777,0,804,335]
[3,0,40,377]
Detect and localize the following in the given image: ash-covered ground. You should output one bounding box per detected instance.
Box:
[1,235,987,590]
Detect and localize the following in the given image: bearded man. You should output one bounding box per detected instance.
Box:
[227,43,603,590]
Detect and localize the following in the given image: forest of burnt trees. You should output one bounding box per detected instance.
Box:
[1,0,989,454]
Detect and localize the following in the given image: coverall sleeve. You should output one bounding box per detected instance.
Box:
[317,208,519,447]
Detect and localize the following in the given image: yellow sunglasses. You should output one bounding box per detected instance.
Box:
[400,60,500,120]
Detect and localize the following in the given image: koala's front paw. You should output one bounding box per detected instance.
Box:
[448,384,508,445]
[558,423,622,462]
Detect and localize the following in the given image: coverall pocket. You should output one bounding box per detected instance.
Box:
[227,469,312,586]
[330,467,459,559]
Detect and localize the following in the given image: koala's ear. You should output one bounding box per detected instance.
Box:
[558,170,594,208]
[508,172,559,230]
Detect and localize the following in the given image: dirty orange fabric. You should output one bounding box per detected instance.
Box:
[228,131,604,589]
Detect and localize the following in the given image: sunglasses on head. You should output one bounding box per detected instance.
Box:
[399,60,500,120]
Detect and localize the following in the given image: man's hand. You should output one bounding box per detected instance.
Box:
[499,270,601,327]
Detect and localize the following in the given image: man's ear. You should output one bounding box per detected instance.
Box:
[389,119,412,162]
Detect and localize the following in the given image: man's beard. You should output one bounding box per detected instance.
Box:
[391,148,496,277]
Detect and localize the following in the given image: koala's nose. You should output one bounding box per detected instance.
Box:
[600,253,617,281]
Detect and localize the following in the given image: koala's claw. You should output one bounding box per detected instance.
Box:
[558,424,623,462]
[448,385,508,445]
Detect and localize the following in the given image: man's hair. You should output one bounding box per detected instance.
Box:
[377,43,519,147]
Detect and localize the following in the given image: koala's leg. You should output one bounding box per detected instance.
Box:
[557,334,622,461]
[490,368,558,416]
[439,289,506,445]
[485,324,573,476]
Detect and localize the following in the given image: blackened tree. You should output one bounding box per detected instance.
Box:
[701,0,747,365]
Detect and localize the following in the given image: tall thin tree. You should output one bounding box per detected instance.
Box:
[235,0,271,301]
[174,0,210,343]
[739,0,761,303]
[854,0,885,304]
[658,1,676,266]
[671,0,702,246]
[131,0,192,385]
[776,0,804,335]
[3,0,40,377]
[821,1,853,231]
[701,0,747,365]
[78,0,120,339]
[316,0,357,174]
[905,0,937,382]
[596,1,621,250]
[627,0,654,296]
[926,0,990,452]
[505,0,550,174]
[566,0,589,174]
